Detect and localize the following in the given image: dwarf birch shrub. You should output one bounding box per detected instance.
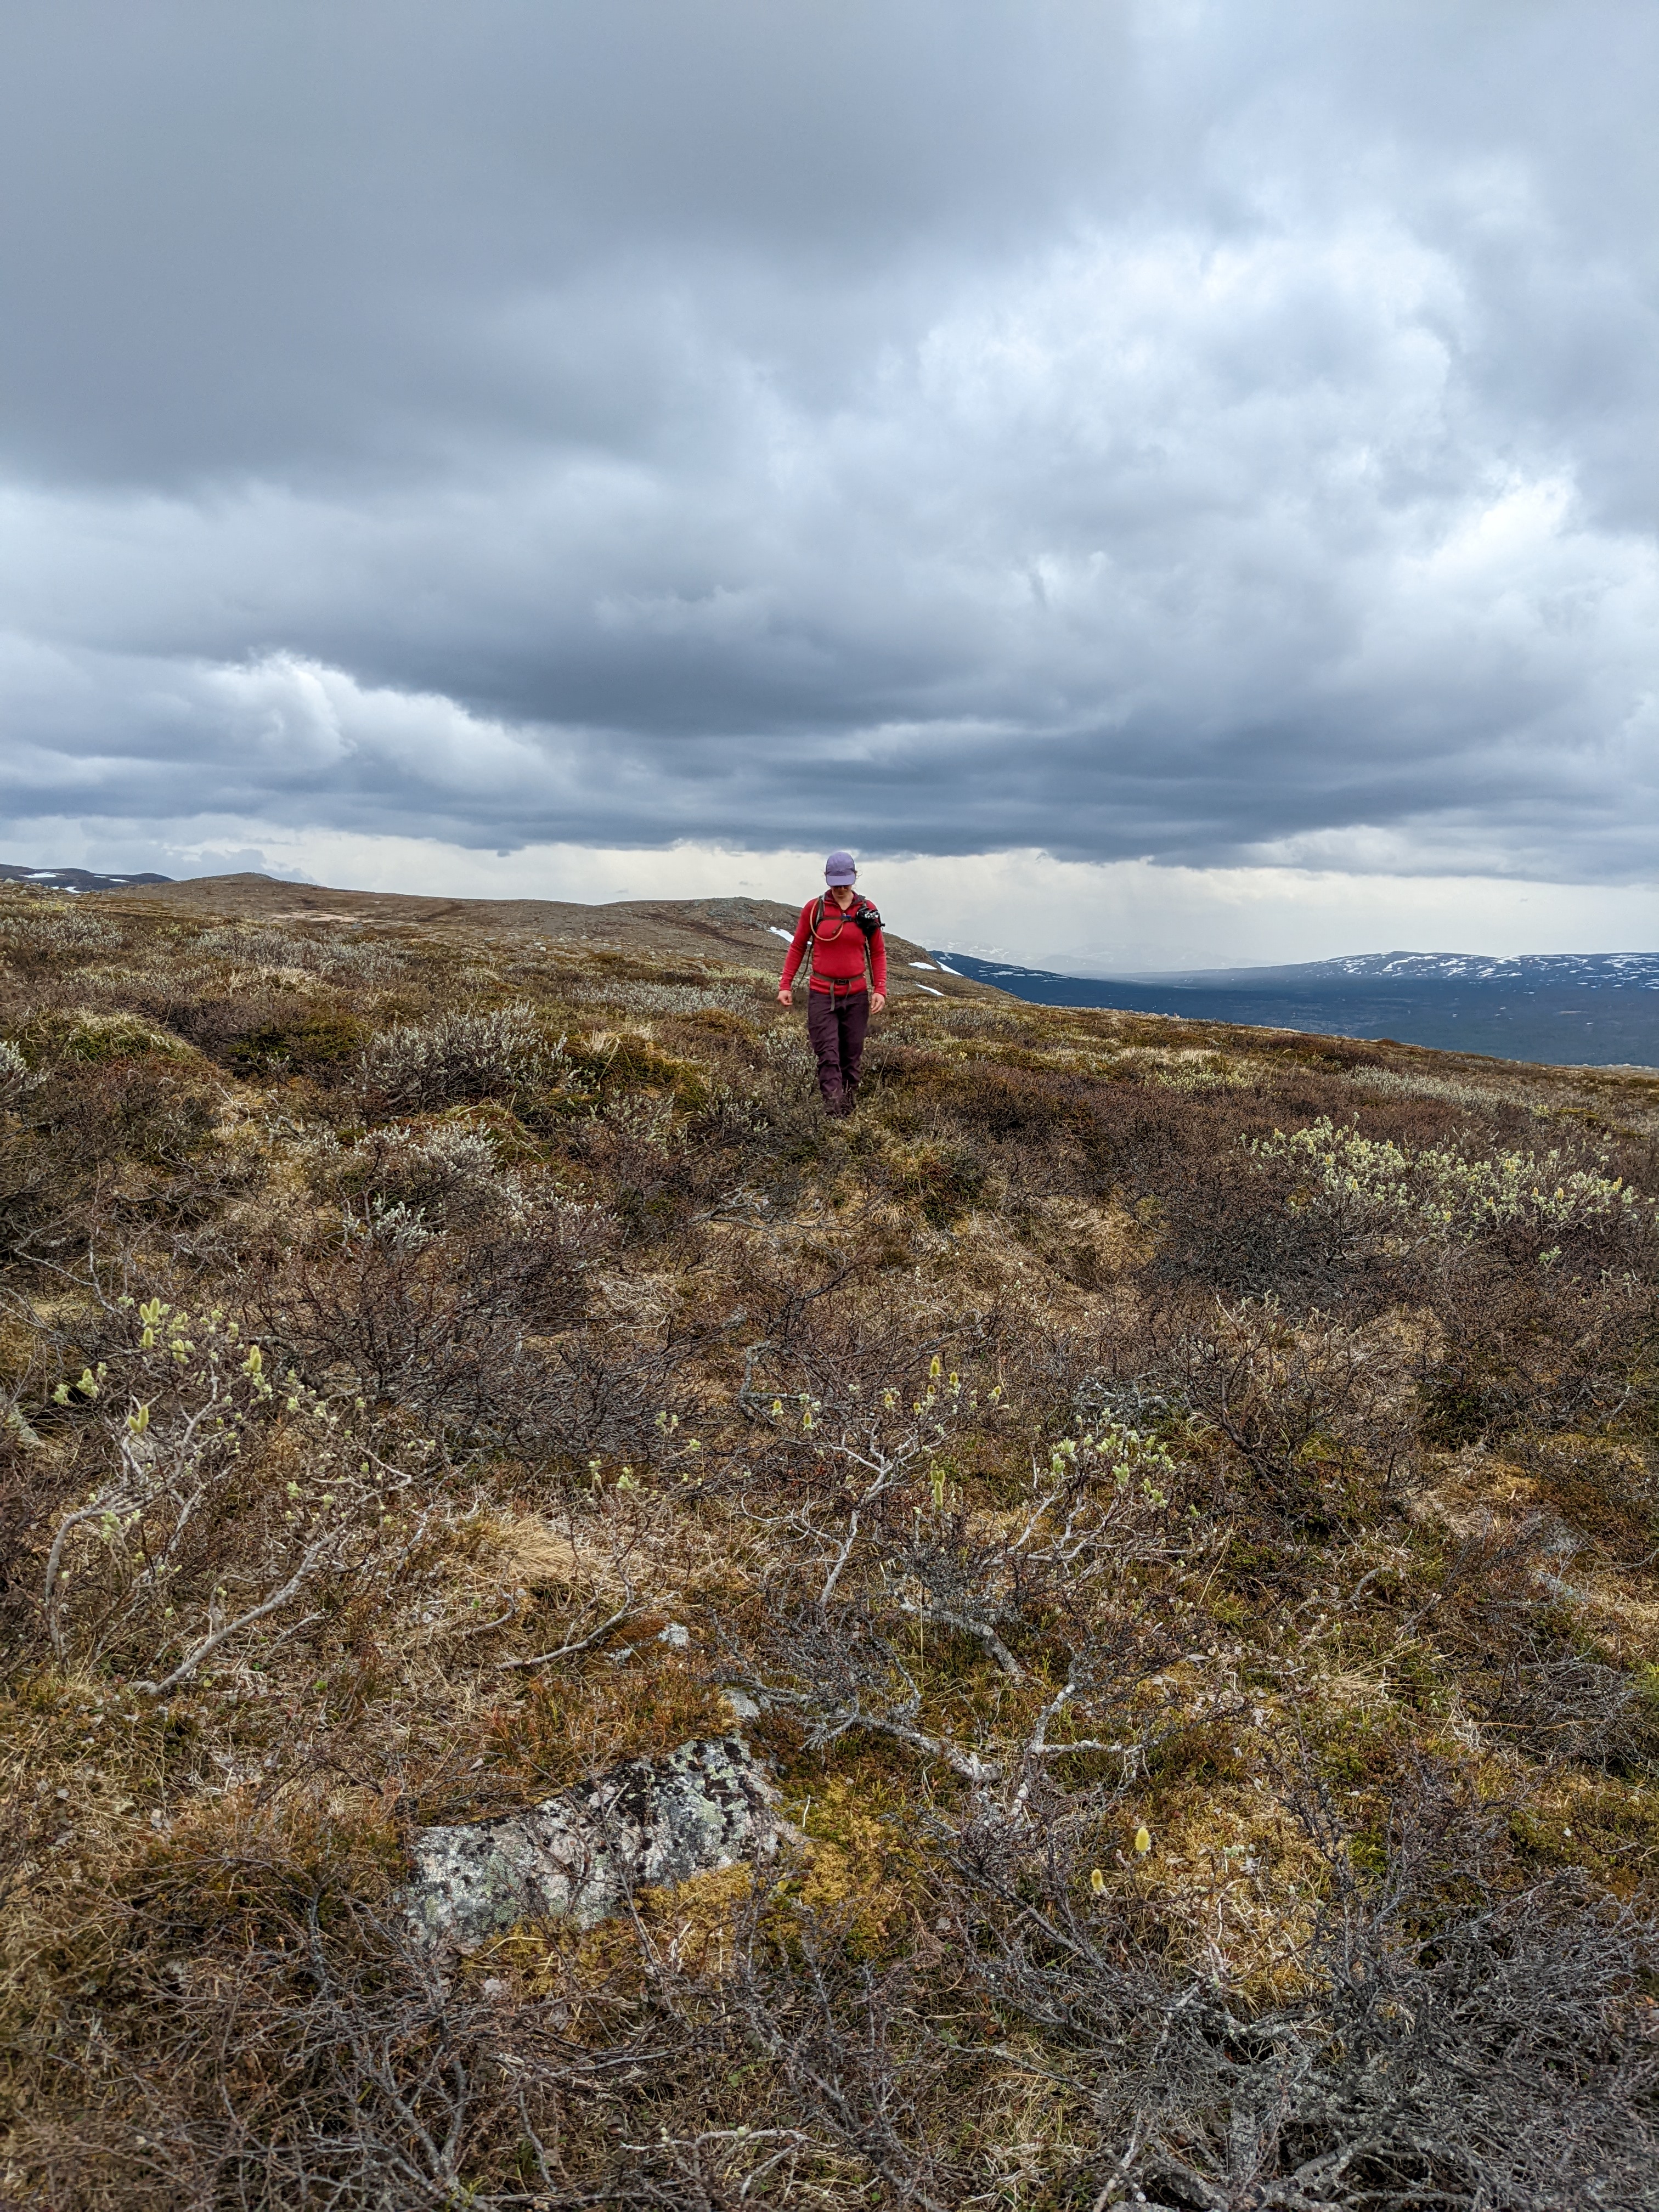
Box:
[1161,1296,1418,1524]
[1252,1115,1649,1243]
[1345,1064,1541,1115]
[0,904,124,961]
[760,1024,817,1076]
[575,978,762,1019]
[198,922,406,984]
[38,1299,433,1689]
[308,1120,533,1232]
[256,1203,651,1448]
[961,1765,1659,2212]
[358,1003,567,1111]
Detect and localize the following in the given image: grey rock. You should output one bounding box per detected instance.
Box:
[406,1735,777,1952]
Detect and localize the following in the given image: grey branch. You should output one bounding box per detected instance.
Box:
[498,1590,634,1671]
[896,1597,1024,1677]
[132,1532,336,1697]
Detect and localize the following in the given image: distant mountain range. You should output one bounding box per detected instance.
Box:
[1188,950,1659,989]
[931,949,1659,1068]
[0,862,172,893]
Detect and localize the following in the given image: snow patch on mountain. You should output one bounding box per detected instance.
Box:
[1291,951,1659,989]
[1,862,173,894]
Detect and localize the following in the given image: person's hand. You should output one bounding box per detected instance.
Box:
[870,991,887,1014]
[777,985,793,1005]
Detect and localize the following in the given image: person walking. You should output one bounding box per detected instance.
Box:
[777,851,887,1114]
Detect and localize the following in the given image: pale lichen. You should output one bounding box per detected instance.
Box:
[406,1736,780,1951]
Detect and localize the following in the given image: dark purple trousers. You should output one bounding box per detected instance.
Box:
[806,988,870,1113]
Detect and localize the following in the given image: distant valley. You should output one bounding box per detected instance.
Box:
[934,948,1659,1068]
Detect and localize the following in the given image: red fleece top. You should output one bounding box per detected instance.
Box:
[779,894,887,996]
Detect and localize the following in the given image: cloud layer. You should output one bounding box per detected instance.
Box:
[2,1,1657,907]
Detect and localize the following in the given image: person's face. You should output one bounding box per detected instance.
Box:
[829,877,855,904]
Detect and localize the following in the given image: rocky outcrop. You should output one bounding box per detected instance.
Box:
[406,1735,778,1952]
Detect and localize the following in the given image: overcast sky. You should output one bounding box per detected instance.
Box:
[2,0,1656,965]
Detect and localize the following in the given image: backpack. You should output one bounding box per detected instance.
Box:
[809,892,883,945]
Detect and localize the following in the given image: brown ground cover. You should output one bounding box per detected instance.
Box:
[2,878,1657,2209]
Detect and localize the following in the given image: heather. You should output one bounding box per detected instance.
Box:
[2,882,1658,2209]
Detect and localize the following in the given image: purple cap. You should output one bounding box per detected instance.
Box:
[824,850,857,884]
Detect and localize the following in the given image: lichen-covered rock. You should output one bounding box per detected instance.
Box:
[406,1735,778,1951]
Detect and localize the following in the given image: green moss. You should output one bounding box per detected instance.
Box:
[597,1034,715,1107]
[224,1007,368,1077]
[885,1137,988,1226]
[1146,1718,1249,1788]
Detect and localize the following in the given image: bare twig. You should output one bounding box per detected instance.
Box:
[498,1590,635,1671]
[896,1598,1023,1678]
[132,1532,337,1697]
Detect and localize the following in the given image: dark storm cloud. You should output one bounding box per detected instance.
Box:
[1,0,1656,879]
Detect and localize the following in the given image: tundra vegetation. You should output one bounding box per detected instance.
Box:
[1,881,1657,2210]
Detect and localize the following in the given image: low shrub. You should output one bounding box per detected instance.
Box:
[1254,1114,1653,1255]
[21,1060,220,1175]
[1157,1296,1418,1530]
[308,1119,534,1233]
[0,904,125,962]
[249,1207,679,1453]
[357,1003,567,1112]
[196,922,407,985]
[165,988,368,1079]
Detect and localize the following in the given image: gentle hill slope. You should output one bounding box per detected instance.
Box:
[3,877,1657,2207]
[114,870,988,997]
